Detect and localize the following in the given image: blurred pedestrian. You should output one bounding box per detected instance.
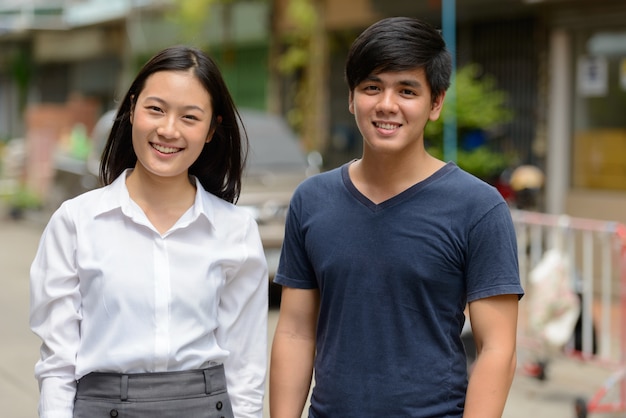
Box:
[29,45,268,418]
[270,17,524,418]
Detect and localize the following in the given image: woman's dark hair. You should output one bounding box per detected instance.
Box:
[100,45,247,203]
[345,17,452,102]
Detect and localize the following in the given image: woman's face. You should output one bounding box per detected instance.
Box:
[130,69,214,181]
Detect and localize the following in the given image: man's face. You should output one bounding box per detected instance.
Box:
[349,68,444,156]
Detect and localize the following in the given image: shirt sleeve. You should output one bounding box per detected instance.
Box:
[273,190,317,289]
[215,216,268,418]
[29,203,81,418]
[466,201,524,302]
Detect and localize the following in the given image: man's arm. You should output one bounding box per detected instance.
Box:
[464,294,519,418]
[270,286,320,418]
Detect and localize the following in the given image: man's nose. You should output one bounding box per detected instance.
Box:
[376,91,399,113]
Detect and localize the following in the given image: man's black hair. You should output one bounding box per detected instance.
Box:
[345,17,452,101]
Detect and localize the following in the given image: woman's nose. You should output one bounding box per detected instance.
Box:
[156,116,180,139]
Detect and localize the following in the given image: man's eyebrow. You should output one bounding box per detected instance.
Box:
[144,96,206,113]
[397,79,423,89]
[363,75,424,89]
[364,74,382,83]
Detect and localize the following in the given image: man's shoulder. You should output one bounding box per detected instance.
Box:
[439,164,503,199]
[294,165,343,194]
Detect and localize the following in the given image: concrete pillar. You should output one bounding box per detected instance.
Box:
[545,29,572,215]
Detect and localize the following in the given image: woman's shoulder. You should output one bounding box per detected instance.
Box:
[40,185,115,233]
[59,184,107,209]
[201,188,256,224]
[56,182,124,220]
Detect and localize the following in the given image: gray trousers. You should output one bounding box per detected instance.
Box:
[74,364,234,418]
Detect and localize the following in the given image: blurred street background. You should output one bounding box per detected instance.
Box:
[2,0,626,417]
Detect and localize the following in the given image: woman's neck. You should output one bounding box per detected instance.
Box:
[125,167,197,234]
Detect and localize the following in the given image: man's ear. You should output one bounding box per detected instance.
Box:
[348,91,355,115]
[429,92,446,121]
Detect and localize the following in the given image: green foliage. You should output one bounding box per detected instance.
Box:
[276,0,317,74]
[457,147,511,180]
[426,64,514,179]
[167,0,270,43]
[429,145,513,181]
[425,63,513,142]
[167,0,223,40]
[4,185,41,210]
[9,47,32,112]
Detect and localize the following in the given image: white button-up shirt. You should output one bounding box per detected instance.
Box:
[30,170,268,418]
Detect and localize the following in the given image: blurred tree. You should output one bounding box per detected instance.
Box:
[426,64,515,181]
[167,0,239,53]
[426,63,513,140]
[168,0,327,154]
[276,0,327,153]
[9,47,32,114]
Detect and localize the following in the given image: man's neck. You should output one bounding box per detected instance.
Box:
[348,151,446,204]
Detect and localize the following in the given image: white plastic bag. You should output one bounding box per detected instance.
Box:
[528,248,581,348]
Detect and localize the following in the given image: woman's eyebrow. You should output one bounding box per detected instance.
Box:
[144,96,206,113]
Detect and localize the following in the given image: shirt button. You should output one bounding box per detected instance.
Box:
[110,410,119,417]
[216,401,223,410]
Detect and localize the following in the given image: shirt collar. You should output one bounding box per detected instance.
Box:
[95,169,216,229]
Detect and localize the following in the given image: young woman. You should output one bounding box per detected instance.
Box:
[30,46,268,418]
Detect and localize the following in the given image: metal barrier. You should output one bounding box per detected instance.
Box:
[511,209,626,417]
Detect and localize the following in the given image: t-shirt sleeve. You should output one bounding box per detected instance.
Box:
[273,188,318,289]
[465,201,524,302]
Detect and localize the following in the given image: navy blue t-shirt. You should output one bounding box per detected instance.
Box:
[275,162,524,417]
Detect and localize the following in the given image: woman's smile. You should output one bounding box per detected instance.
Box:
[150,142,183,154]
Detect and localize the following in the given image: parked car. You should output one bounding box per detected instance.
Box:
[53,108,319,285]
[235,109,320,281]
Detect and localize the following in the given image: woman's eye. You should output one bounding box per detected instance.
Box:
[147,106,163,112]
[184,115,199,121]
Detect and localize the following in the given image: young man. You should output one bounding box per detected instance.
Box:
[270,17,523,418]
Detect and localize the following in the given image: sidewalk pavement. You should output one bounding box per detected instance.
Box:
[1,207,624,418]
[1,212,44,418]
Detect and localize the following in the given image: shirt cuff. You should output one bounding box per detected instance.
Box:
[39,376,76,418]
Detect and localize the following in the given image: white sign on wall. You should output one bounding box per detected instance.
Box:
[577,56,608,97]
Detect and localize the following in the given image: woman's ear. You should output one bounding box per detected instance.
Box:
[206,115,222,143]
[129,95,135,123]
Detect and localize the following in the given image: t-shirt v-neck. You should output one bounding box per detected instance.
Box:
[341,161,456,212]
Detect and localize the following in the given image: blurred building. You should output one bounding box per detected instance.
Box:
[351,0,626,225]
[0,0,625,223]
